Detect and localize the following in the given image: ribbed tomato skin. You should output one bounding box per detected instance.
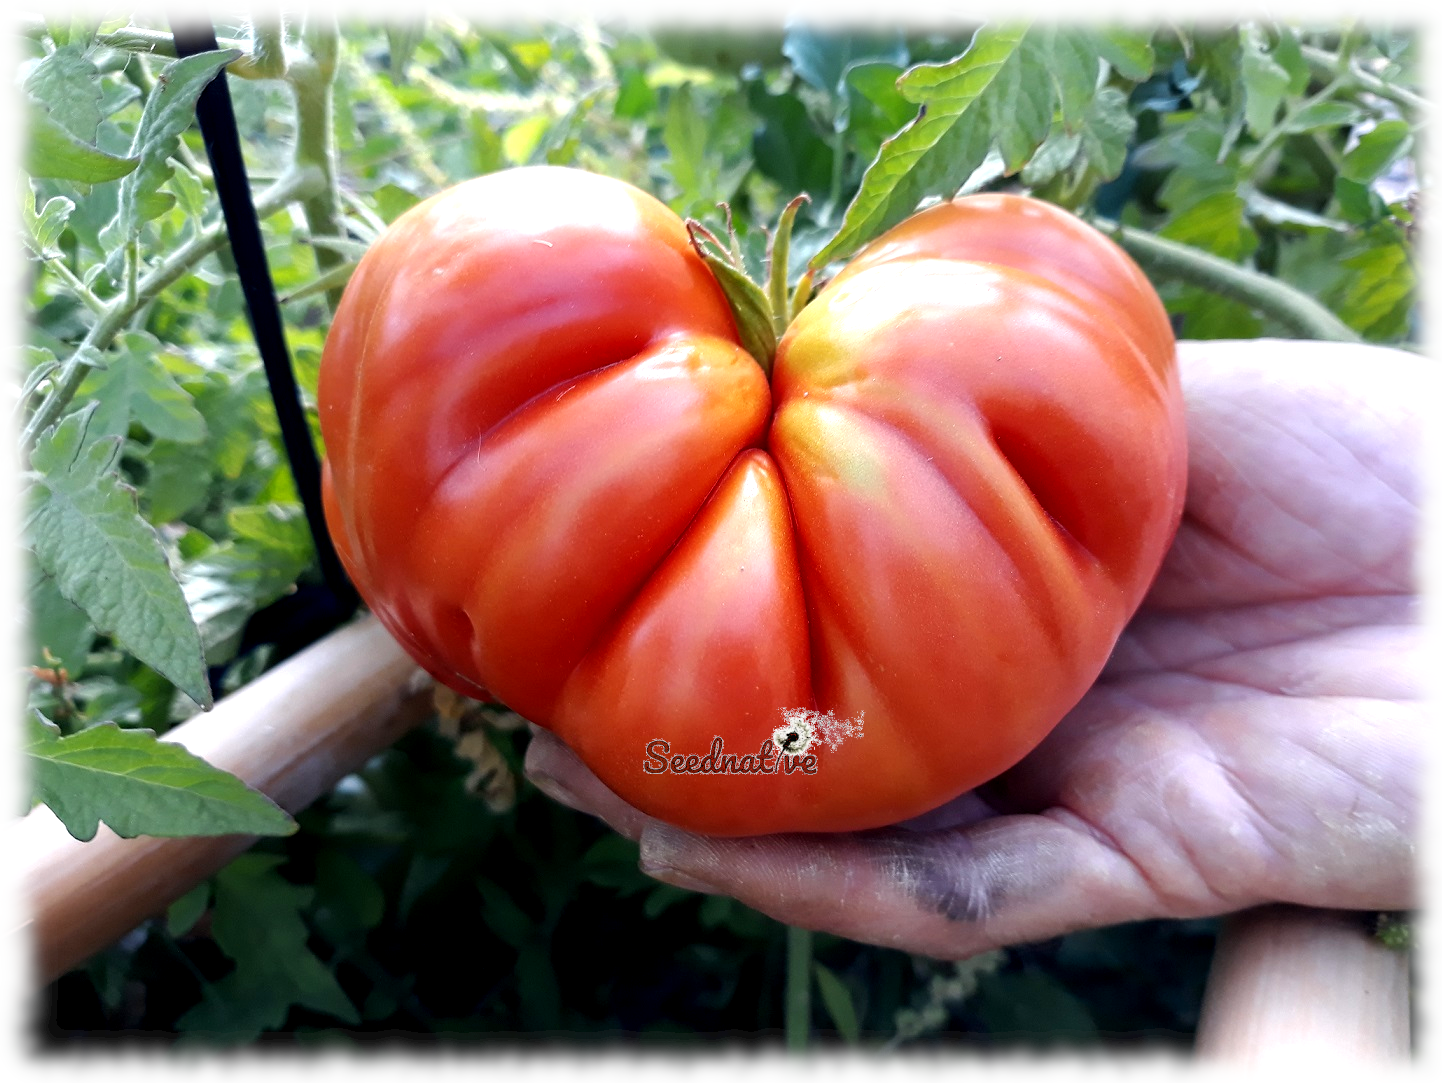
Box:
[319,168,1186,836]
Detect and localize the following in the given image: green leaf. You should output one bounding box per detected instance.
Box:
[167,157,208,221]
[745,71,834,199]
[614,66,657,120]
[814,962,861,1044]
[142,440,215,524]
[690,231,777,369]
[279,260,359,305]
[1040,28,1099,129]
[1340,120,1413,185]
[539,86,605,167]
[899,27,1050,174]
[20,186,76,257]
[166,881,211,937]
[1244,188,1348,231]
[35,197,75,252]
[386,22,426,81]
[810,25,1027,271]
[843,62,912,162]
[516,942,562,1030]
[642,883,691,919]
[1166,284,1263,340]
[372,182,422,223]
[116,49,238,241]
[1271,26,1311,95]
[177,854,359,1039]
[1337,241,1414,339]
[1076,85,1135,182]
[43,16,99,51]
[1021,130,1081,187]
[24,44,105,143]
[27,714,296,842]
[79,683,143,727]
[502,113,550,165]
[782,26,907,96]
[1192,30,1245,112]
[1283,100,1368,135]
[181,537,311,665]
[26,111,139,183]
[475,875,536,949]
[227,502,314,555]
[662,83,709,209]
[398,853,451,924]
[1160,190,1258,261]
[1088,27,1154,81]
[79,332,207,444]
[312,849,386,939]
[1333,176,1388,224]
[1143,115,1239,213]
[26,568,94,672]
[1240,24,1291,137]
[974,968,1098,1042]
[191,369,266,480]
[984,35,1056,173]
[27,407,212,708]
[18,346,61,413]
[84,950,130,1014]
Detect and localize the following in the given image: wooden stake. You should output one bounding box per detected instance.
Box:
[13,616,433,986]
[1195,905,1410,1063]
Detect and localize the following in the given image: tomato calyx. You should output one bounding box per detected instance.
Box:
[685,194,815,378]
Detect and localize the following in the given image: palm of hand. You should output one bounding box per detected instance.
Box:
[525,339,1422,958]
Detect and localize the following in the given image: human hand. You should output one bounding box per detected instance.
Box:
[524,338,1424,959]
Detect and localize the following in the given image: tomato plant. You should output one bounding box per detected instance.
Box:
[25,15,1418,1045]
[318,166,1187,835]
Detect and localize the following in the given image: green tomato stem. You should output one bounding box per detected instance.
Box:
[1240,74,1348,175]
[247,21,289,80]
[91,23,286,82]
[42,256,106,316]
[287,18,346,313]
[1299,44,1427,115]
[1096,217,1362,343]
[20,166,325,462]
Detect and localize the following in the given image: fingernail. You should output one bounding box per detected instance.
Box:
[527,769,582,811]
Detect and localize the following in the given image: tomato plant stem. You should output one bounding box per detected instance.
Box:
[785,925,812,1051]
[19,166,325,461]
[85,21,286,82]
[1097,219,1363,342]
[1300,44,1428,114]
[1240,72,1347,175]
[247,20,289,79]
[289,16,346,313]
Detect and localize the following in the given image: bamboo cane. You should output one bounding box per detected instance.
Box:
[1193,904,1411,1062]
[13,615,434,986]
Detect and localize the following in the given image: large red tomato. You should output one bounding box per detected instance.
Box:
[319,166,1186,836]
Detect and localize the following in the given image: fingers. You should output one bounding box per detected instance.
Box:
[525,726,1171,958]
[635,812,1171,960]
[523,726,660,844]
[1155,339,1422,609]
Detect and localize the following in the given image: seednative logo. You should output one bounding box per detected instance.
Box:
[642,708,864,776]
